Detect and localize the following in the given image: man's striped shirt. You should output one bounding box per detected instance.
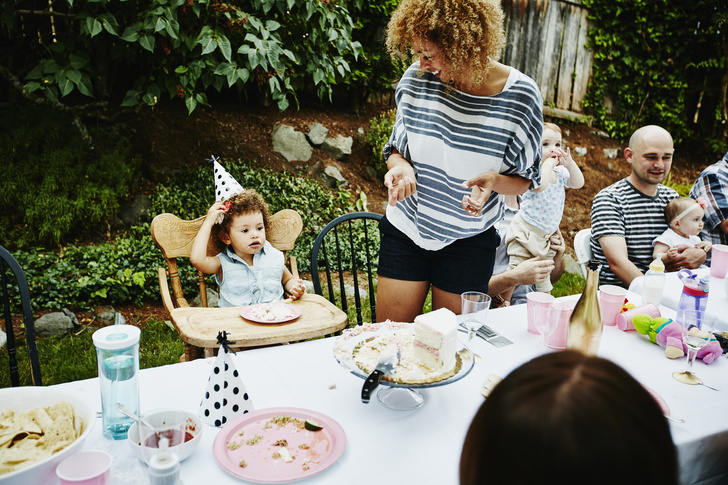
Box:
[383,62,543,251]
[590,179,678,286]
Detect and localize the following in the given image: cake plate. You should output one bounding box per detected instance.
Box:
[332,322,475,411]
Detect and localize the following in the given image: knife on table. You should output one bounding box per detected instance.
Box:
[476,325,513,347]
[361,349,399,403]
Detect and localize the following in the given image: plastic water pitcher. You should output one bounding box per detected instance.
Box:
[92,324,141,440]
[676,269,709,316]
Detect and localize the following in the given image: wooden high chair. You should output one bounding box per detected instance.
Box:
[152,209,348,361]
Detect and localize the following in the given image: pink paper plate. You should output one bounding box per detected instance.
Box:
[644,386,670,416]
[213,407,346,483]
[240,304,301,324]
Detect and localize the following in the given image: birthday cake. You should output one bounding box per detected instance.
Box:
[333,309,461,385]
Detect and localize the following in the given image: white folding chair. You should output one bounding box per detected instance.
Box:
[573,228,593,279]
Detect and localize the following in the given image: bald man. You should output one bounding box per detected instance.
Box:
[590,125,706,287]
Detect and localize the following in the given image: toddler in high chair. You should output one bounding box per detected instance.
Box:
[504,122,584,295]
[190,189,305,307]
[653,197,712,260]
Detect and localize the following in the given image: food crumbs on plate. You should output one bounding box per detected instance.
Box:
[237,429,245,436]
[226,440,241,450]
[328,384,337,390]
[298,444,310,449]
[272,452,281,459]
[239,460,247,468]
[245,435,263,445]
[278,446,294,463]
[273,439,288,447]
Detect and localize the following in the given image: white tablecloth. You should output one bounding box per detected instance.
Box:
[48,293,728,485]
[629,269,728,331]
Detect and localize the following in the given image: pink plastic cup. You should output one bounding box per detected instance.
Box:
[526,292,555,334]
[599,285,627,326]
[615,303,660,332]
[56,450,112,485]
[710,244,728,278]
[545,300,574,350]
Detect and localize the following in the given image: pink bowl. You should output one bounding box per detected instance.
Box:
[56,450,112,485]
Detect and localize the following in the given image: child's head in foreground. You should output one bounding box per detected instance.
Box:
[218,190,271,256]
[665,197,704,237]
[542,122,562,161]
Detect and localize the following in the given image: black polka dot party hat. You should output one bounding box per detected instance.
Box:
[198,332,254,427]
[210,156,244,202]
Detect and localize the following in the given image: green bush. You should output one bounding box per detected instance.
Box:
[366,108,396,177]
[582,0,726,157]
[0,104,140,248]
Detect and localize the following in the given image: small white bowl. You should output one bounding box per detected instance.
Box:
[56,450,112,485]
[0,387,96,485]
[127,409,202,462]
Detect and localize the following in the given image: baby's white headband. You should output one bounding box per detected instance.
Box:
[670,197,708,227]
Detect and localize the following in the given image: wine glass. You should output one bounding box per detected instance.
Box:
[672,309,717,386]
[461,292,491,363]
[535,298,560,351]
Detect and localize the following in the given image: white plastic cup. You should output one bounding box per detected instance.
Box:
[56,450,112,485]
[526,292,555,334]
[599,285,627,326]
[710,244,728,278]
[615,303,660,332]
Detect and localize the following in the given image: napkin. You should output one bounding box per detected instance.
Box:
[198,344,254,427]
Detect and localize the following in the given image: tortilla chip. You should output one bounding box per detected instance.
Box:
[0,401,82,477]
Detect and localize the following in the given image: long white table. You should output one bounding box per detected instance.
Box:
[629,268,728,329]
[48,293,728,485]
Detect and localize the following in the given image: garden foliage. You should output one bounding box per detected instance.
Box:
[2,0,403,113]
[582,0,727,155]
[0,104,140,247]
[8,159,358,311]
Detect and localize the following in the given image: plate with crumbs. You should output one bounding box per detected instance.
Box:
[213,407,346,483]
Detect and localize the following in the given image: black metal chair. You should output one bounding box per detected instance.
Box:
[1,245,42,386]
[311,212,382,326]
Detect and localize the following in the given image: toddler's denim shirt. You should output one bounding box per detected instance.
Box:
[215,242,284,307]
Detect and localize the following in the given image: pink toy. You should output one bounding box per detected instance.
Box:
[632,314,722,364]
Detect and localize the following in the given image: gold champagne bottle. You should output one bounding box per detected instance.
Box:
[566,265,603,355]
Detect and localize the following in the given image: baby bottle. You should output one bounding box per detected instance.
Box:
[642,254,665,305]
[93,324,141,440]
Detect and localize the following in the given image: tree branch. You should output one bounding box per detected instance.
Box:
[15,9,75,18]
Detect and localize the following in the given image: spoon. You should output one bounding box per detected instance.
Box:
[116,403,155,430]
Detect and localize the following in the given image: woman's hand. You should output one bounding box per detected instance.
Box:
[384,163,416,206]
[461,172,497,216]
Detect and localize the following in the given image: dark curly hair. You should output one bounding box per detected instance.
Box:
[386,0,505,89]
[217,190,271,240]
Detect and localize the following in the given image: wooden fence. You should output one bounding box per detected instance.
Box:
[501,0,593,116]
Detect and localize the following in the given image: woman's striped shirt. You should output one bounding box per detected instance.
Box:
[383,62,543,251]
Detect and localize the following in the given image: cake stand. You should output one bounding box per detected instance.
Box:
[333,323,475,411]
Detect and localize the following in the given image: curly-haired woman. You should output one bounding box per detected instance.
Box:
[376,0,544,323]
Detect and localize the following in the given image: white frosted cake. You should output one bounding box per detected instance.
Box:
[413,308,458,372]
[333,316,462,385]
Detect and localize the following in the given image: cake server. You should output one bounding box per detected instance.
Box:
[361,349,400,403]
[476,325,513,347]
